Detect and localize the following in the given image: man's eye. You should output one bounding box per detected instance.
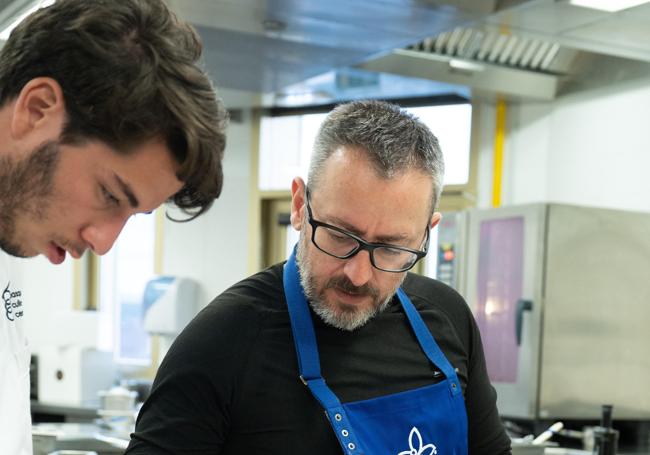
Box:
[381,247,403,257]
[101,185,119,205]
[327,230,349,241]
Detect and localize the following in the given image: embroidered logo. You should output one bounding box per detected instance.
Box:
[3,282,23,322]
[397,427,437,455]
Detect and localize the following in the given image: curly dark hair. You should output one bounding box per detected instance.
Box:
[0,0,228,219]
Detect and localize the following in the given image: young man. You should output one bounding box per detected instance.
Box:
[127,101,512,454]
[0,1,228,453]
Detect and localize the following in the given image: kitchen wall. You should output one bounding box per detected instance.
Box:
[475,75,650,214]
[160,104,255,308]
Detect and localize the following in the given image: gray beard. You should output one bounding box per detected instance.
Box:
[295,228,403,331]
[0,141,59,257]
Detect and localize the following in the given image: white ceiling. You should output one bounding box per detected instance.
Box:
[485,0,650,62]
[165,0,491,93]
[163,0,650,105]
[3,0,650,105]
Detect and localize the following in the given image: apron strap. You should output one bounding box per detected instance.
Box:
[283,250,364,453]
[283,250,322,381]
[397,288,462,396]
[305,379,363,455]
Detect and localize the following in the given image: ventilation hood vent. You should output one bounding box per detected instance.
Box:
[411,27,564,72]
[357,26,578,101]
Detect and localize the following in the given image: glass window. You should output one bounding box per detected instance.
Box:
[97,214,156,365]
[258,103,471,191]
[407,104,472,185]
[259,116,302,191]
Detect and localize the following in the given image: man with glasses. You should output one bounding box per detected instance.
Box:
[127,101,511,454]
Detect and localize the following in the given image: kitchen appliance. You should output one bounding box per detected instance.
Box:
[37,346,115,407]
[427,210,467,292]
[142,276,200,363]
[437,203,650,420]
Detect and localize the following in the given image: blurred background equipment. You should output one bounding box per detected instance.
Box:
[142,276,200,363]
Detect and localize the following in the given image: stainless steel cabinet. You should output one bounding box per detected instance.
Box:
[457,203,650,420]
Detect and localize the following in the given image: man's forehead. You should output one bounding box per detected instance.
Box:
[316,162,432,202]
[309,187,432,242]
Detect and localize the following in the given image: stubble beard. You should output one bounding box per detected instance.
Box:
[295,227,404,332]
[0,141,59,257]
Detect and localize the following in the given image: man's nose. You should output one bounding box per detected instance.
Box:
[80,217,129,255]
[343,249,374,287]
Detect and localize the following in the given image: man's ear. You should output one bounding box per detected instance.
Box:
[11,77,65,140]
[290,177,307,231]
[430,212,442,230]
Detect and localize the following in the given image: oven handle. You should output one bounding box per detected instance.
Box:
[515,299,533,346]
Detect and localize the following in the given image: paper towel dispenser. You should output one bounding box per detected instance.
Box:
[142,276,200,336]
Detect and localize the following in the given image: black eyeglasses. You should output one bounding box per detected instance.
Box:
[304,187,429,273]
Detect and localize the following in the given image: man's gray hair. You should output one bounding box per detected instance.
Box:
[308,100,445,212]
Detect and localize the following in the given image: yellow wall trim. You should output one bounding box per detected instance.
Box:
[492,99,506,208]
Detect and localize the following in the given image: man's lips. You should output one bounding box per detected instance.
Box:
[332,287,369,304]
[46,242,66,265]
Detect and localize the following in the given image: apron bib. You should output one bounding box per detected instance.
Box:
[283,249,468,455]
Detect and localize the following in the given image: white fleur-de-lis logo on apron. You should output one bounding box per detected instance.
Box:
[397,426,437,455]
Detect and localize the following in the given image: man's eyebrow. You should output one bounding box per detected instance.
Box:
[328,215,409,244]
[114,173,139,208]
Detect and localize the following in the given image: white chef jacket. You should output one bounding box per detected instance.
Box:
[0,252,32,455]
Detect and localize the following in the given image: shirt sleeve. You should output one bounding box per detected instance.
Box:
[125,297,262,454]
[126,366,227,454]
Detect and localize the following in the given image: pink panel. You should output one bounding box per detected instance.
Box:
[475,217,524,383]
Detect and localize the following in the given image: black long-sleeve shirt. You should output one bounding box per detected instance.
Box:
[127,263,512,454]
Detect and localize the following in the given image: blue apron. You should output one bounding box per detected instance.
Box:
[283,249,468,455]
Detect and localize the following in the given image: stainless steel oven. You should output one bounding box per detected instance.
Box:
[438,203,650,420]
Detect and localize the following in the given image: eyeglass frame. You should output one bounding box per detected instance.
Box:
[303,186,430,273]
